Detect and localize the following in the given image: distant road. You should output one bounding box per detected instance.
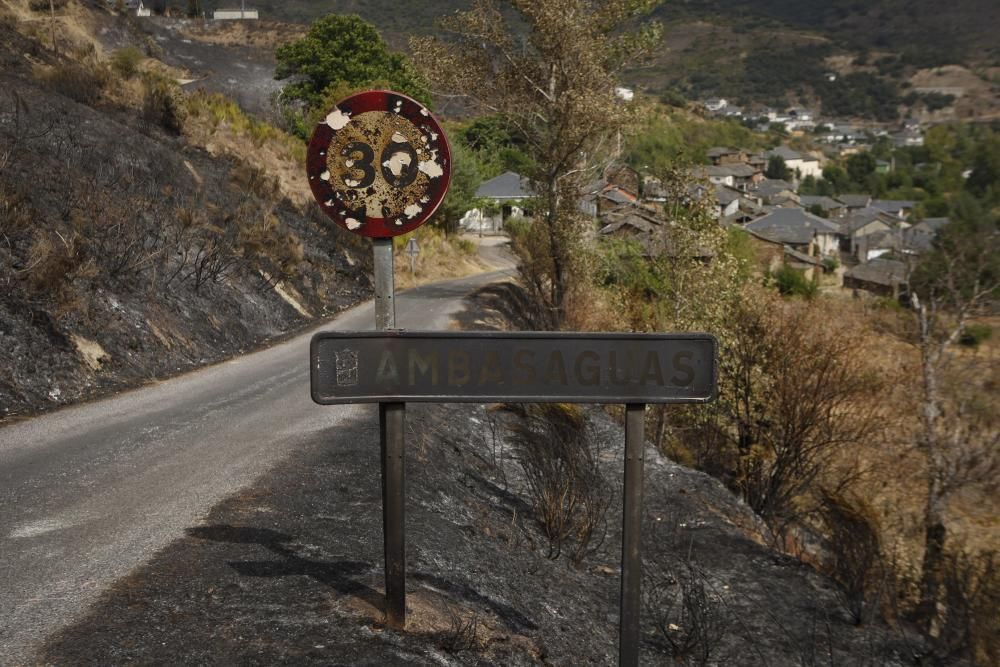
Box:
[0,268,510,665]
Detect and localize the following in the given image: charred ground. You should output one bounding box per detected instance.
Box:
[0,1,372,422]
[38,286,931,665]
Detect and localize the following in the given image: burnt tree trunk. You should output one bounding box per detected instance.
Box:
[915,303,947,636]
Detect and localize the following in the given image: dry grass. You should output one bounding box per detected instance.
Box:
[179,19,305,49]
[5,0,110,56]
[183,90,308,205]
[391,228,491,289]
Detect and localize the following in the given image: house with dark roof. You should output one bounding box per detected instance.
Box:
[843,259,908,296]
[799,195,846,219]
[752,178,797,205]
[462,171,534,233]
[475,171,533,200]
[744,207,841,257]
[714,185,742,218]
[599,209,662,239]
[706,147,747,166]
[857,229,902,262]
[599,209,714,260]
[902,217,950,254]
[835,194,872,210]
[870,199,916,219]
[840,207,905,259]
[740,228,825,282]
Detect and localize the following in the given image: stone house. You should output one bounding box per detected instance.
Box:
[744,207,841,258]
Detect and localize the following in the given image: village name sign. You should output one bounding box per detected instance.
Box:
[306,91,718,666]
[312,331,715,404]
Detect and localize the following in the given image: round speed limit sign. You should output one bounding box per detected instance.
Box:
[306,90,451,238]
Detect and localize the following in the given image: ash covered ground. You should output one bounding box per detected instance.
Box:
[38,286,926,666]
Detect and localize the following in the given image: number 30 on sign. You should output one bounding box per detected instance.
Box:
[306,91,452,238]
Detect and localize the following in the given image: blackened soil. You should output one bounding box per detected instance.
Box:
[37,400,926,666]
[38,288,927,666]
[0,8,372,424]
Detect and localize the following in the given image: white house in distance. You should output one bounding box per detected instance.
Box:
[766,146,823,180]
[214,2,259,19]
[704,98,728,113]
[462,171,533,234]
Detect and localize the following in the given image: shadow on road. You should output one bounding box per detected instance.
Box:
[187,525,385,615]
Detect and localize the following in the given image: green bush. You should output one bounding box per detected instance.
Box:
[456,237,476,255]
[960,323,993,347]
[141,74,185,134]
[110,47,144,80]
[773,265,817,299]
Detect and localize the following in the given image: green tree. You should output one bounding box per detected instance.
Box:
[186,0,201,17]
[846,152,877,187]
[822,164,850,193]
[433,140,482,236]
[274,15,429,110]
[459,115,534,179]
[966,134,1000,204]
[765,155,791,180]
[412,0,663,322]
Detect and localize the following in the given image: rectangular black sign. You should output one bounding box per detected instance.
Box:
[311,331,716,404]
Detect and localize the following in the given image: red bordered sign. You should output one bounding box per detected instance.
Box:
[306,91,451,238]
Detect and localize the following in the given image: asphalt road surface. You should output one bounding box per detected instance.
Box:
[0,268,512,665]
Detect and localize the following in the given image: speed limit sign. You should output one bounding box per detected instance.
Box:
[306,90,451,238]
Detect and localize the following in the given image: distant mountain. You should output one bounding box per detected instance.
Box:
[236,0,998,65]
[661,0,999,65]
[229,0,999,120]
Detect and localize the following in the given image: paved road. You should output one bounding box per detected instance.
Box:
[0,269,511,665]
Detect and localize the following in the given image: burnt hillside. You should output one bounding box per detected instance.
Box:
[37,374,929,663]
[0,2,371,421]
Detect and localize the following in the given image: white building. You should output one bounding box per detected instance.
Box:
[766,146,823,181]
[214,7,259,19]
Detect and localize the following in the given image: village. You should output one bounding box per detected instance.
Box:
[466,137,941,299]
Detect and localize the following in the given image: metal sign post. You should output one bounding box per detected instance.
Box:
[311,331,717,664]
[305,90,720,664]
[373,238,406,629]
[307,90,452,632]
[405,237,419,275]
[620,403,645,666]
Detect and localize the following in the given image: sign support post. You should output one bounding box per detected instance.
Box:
[373,238,406,630]
[620,403,645,666]
[307,89,452,633]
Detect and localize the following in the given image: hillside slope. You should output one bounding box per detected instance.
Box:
[0,0,372,421]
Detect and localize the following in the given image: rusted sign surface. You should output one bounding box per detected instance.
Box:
[306,91,451,238]
[311,331,717,404]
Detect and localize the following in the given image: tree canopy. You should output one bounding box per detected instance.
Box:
[274,14,429,109]
[412,0,663,320]
[766,155,791,180]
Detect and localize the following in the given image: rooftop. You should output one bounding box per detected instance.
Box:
[845,258,908,286]
[474,171,533,200]
[745,207,840,245]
